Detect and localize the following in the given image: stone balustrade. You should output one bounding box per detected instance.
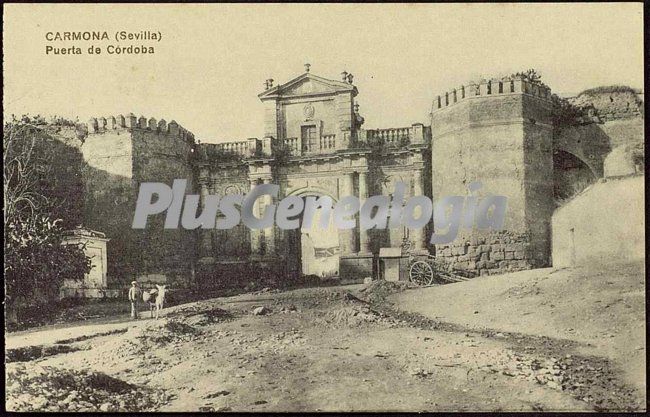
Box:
[282,134,336,156]
[283,137,301,155]
[320,134,336,150]
[214,140,250,156]
[366,126,412,146]
[197,124,427,160]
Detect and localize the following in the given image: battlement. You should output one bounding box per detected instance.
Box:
[86,113,195,144]
[431,76,555,114]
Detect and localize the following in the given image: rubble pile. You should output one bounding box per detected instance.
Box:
[480,350,568,391]
[269,288,355,310]
[320,305,397,328]
[252,306,272,316]
[357,280,415,304]
[145,320,200,344]
[181,311,224,326]
[475,348,640,410]
[5,363,170,412]
[165,301,230,317]
[89,330,147,363]
[90,319,201,364]
[164,302,232,327]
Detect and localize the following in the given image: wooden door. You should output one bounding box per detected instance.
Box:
[301,125,317,152]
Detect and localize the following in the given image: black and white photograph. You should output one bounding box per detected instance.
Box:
[3,3,646,412]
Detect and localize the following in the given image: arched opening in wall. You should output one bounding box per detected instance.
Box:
[300,206,340,279]
[284,191,340,282]
[553,150,597,206]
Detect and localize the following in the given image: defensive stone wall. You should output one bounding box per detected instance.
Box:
[82,114,197,287]
[553,88,644,202]
[567,87,643,122]
[431,75,555,274]
[61,74,643,287]
[435,231,532,276]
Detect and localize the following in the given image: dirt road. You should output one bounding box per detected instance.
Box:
[5,264,645,412]
[390,259,646,399]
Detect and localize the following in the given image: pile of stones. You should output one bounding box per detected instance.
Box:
[486,351,568,391]
[5,363,171,412]
[320,304,398,328]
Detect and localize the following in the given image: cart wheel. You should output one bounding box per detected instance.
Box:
[409,261,434,286]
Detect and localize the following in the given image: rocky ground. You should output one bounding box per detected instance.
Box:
[5,262,646,412]
[390,259,646,404]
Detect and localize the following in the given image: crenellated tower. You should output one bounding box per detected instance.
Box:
[82,113,197,286]
[430,75,555,274]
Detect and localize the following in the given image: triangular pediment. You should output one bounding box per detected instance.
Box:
[283,77,337,96]
[259,73,356,100]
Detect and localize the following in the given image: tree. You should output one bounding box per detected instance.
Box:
[4,117,91,320]
[512,68,543,84]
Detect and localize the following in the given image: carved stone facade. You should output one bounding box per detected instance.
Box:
[193,70,431,283]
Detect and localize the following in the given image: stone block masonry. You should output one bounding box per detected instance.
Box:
[435,231,532,276]
[431,75,555,274]
[567,88,644,122]
[82,114,197,287]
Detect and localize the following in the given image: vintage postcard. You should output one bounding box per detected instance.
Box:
[3,3,645,412]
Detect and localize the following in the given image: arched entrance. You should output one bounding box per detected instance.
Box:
[284,187,340,280]
[553,150,597,205]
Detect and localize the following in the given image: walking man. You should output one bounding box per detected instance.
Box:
[128,281,140,319]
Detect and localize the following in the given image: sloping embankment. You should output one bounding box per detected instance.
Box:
[388,260,645,398]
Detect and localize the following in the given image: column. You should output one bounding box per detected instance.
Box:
[198,176,214,260]
[262,177,276,256]
[411,168,426,251]
[249,179,262,255]
[358,170,371,254]
[339,171,356,254]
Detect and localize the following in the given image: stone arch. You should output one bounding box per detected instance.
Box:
[554,145,599,179]
[553,124,611,179]
[283,184,340,279]
[553,149,597,204]
[285,185,339,202]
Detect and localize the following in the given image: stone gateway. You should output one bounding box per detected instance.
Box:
[78,67,620,288]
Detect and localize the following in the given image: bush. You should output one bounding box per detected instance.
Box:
[552,95,589,127]
[5,215,91,310]
[4,118,91,320]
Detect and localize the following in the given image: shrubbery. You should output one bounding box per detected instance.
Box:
[4,118,91,320]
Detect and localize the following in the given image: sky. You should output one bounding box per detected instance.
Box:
[3,3,644,143]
